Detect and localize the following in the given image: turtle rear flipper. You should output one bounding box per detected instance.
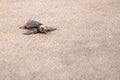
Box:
[19,25,26,29]
[23,31,34,35]
[23,28,38,35]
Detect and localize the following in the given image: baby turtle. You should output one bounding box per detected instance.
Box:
[20,20,56,35]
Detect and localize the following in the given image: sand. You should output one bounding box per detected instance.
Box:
[0,0,120,80]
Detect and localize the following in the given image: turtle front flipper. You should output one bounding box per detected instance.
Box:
[23,28,38,35]
[47,27,57,32]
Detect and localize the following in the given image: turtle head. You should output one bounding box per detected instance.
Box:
[39,25,48,33]
[39,25,57,33]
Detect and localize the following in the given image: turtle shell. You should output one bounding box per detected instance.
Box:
[25,20,43,28]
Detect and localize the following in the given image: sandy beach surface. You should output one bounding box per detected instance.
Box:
[0,0,120,80]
